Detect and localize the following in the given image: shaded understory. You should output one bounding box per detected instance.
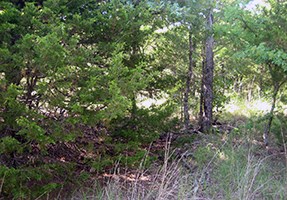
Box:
[1,107,287,200]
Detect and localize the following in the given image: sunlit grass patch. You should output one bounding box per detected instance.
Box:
[225,98,271,118]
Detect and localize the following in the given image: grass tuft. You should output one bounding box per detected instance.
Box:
[70,132,286,200]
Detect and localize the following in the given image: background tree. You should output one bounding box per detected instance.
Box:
[200,1,215,133]
[217,0,287,145]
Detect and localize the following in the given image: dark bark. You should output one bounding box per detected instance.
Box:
[199,50,205,128]
[180,91,184,123]
[247,76,255,102]
[200,9,214,133]
[263,79,286,146]
[183,31,194,132]
[263,83,279,147]
[264,64,287,146]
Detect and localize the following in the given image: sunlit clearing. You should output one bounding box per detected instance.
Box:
[155,22,181,34]
[225,103,240,113]
[247,100,271,112]
[137,94,168,108]
[137,98,167,108]
[245,0,270,11]
[225,99,271,116]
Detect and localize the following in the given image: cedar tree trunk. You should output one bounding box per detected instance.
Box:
[201,9,214,133]
[183,31,194,132]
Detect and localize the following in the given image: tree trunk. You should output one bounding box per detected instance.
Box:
[247,75,255,102]
[264,64,287,146]
[200,9,214,133]
[263,83,279,147]
[183,31,194,132]
[199,49,205,129]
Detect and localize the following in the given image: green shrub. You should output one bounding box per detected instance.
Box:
[111,102,179,144]
[0,165,63,199]
[270,113,287,145]
[0,136,22,154]
[90,157,114,173]
[174,135,196,147]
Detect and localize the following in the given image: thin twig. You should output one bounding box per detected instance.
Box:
[0,171,6,196]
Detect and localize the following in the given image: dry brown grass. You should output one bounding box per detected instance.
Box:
[69,132,287,200]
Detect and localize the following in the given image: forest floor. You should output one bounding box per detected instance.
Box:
[44,119,287,200]
[3,99,286,199]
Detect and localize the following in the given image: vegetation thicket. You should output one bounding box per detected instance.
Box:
[0,0,286,199]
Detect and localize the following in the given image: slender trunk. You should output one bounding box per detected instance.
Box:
[183,31,194,132]
[220,64,226,93]
[259,71,263,99]
[263,77,287,146]
[263,83,279,146]
[201,9,214,133]
[247,76,255,102]
[180,90,184,123]
[199,53,205,128]
[264,64,287,146]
